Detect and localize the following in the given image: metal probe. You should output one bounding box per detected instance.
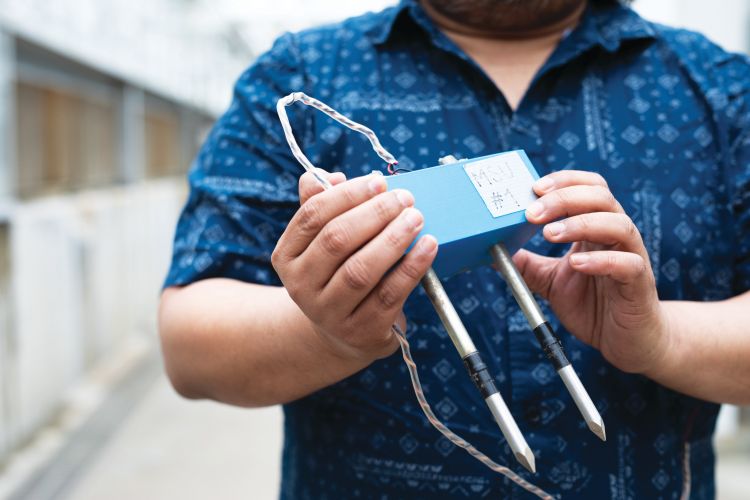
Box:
[421,269,536,473]
[490,244,606,441]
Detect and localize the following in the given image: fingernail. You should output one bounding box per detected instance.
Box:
[417,235,437,254]
[369,176,386,195]
[527,201,544,218]
[535,177,554,192]
[570,254,589,265]
[546,222,565,236]
[394,189,414,207]
[404,208,423,230]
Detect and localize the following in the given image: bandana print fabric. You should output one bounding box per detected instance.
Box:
[164,1,750,498]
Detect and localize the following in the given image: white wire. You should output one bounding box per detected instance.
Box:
[276,93,553,499]
[680,442,691,500]
[276,92,398,185]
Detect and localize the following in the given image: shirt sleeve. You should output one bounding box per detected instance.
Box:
[164,33,310,288]
[731,129,750,293]
[726,56,750,294]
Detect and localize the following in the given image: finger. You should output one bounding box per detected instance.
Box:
[322,207,424,315]
[298,169,347,205]
[543,212,645,254]
[277,173,386,260]
[568,250,648,284]
[526,184,624,224]
[511,248,560,300]
[394,310,407,334]
[533,170,608,196]
[355,235,438,322]
[300,188,415,288]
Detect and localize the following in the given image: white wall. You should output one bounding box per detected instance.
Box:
[0,225,9,461]
[0,29,13,462]
[0,0,249,115]
[4,180,184,454]
[634,0,750,53]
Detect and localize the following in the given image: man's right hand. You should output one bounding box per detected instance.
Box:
[272,170,438,364]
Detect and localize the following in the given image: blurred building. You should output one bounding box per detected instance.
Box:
[0,0,401,475]
[0,0,257,465]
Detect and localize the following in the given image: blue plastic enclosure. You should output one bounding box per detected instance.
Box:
[385,150,541,278]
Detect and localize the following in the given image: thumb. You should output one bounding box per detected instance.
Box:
[510,249,559,300]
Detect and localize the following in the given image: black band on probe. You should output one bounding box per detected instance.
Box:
[533,321,570,371]
[462,351,499,399]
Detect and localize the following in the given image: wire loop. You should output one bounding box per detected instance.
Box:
[277,92,398,175]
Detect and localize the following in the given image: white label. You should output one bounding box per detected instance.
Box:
[462,152,537,218]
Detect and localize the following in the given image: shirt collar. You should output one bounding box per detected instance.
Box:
[364,0,414,46]
[365,0,656,54]
[576,2,657,53]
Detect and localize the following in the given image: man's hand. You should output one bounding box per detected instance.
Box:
[159,169,438,407]
[272,170,438,364]
[515,170,669,375]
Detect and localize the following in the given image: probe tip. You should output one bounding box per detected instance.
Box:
[588,418,607,442]
[557,365,608,442]
[515,448,536,474]
[483,393,537,474]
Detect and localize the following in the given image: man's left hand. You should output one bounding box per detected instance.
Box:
[515,170,670,375]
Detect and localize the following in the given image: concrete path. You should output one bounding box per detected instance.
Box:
[29,367,748,500]
[63,376,283,500]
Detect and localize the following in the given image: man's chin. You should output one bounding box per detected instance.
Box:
[422,0,587,35]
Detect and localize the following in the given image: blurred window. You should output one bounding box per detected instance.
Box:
[145,96,181,178]
[15,81,118,198]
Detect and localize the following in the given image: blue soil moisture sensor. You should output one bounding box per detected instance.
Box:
[385,150,541,278]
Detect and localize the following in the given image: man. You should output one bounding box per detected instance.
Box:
[159,0,750,497]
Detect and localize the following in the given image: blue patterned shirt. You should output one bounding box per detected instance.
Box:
[165,1,750,498]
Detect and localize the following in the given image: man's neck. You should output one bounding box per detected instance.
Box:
[420,1,585,110]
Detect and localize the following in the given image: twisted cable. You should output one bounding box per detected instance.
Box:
[277,92,398,179]
[392,324,554,500]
